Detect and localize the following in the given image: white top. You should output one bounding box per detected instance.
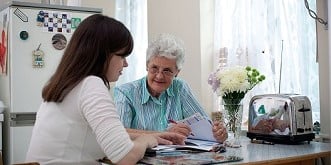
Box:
[26,76,134,165]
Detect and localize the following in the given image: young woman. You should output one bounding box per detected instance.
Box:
[26,14,185,165]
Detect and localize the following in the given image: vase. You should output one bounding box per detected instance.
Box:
[221,102,243,147]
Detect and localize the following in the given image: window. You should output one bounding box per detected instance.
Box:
[115,0,147,85]
[213,0,320,125]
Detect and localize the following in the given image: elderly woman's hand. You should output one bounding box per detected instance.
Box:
[167,122,192,137]
[212,121,228,143]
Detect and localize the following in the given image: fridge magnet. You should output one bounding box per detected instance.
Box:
[19,31,29,40]
[14,8,28,22]
[36,10,45,27]
[32,44,44,68]
[52,33,67,50]
[42,11,72,34]
[0,13,8,75]
[71,18,81,29]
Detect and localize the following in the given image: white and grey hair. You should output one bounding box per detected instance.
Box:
[146,33,185,70]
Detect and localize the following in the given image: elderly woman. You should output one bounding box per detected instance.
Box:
[114,33,227,143]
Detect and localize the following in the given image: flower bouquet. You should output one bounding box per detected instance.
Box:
[208,66,265,147]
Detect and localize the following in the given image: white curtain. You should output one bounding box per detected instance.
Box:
[214,0,319,123]
[115,0,147,85]
[66,0,81,6]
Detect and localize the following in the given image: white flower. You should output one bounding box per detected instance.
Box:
[208,65,265,100]
[217,66,250,96]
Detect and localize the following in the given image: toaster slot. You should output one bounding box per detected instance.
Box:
[297,128,304,133]
[298,105,310,126]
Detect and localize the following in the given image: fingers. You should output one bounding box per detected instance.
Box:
[154,132,186,145]
[212,123,228,143]
[156,136,172,145]
[168,123,192,137]
[141,135,158,148]
[213,120,220,126]
[169,134,186,145]
[173,133,187,145]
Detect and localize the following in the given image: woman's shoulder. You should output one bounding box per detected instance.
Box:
[172,77,189,88]
[83,75,104,84]
[78,76,107,92]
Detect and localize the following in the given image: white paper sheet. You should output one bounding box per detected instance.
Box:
[180,113,218,142]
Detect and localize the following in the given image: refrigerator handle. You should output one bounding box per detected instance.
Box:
[10,112,36,127]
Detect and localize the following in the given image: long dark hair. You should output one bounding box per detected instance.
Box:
[42,14,133,102]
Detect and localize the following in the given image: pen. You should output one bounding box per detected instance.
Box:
[251,139,274,145]
[168,119,178,124]
[168,119,195,136]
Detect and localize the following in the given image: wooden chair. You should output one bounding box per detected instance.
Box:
[0,152,2,165]
[98,157,114,165]
[12,162,40,165]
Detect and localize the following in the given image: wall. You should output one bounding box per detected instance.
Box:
[317,0,330,139]
[199,0,215,113]
[79,0,114,17]
[327,0,331,139]
[147,0,218,114]
[147,0,206,110]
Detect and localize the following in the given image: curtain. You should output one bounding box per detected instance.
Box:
[115,0,147,85]
[214,0,319,123]
[66,0,81,6]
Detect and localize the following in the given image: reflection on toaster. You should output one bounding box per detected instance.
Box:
[248,95,313,136]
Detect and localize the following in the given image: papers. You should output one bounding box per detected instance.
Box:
[140,151,243,164]
[179,113,217,142]
[143,139,243,165]
[150,139,220,152]
[185,139,219,147]
[185,139,220,151]
[151,144,211,152]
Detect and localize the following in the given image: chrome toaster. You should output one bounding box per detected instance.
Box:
[247,94,315,144]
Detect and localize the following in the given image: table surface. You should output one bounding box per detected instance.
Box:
[223,137,331,164]
[101,136,331,165]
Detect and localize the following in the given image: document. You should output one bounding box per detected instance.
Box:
[179,113,218,142]
[141,151,243,164]
[149,139,220,153]
[185,139,219,147]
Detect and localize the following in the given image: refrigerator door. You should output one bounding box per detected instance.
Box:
[0,2,102,164]
[9,112,36,163]
[9,5,95,114]
[0,113,3,156]
[10,125,34,163]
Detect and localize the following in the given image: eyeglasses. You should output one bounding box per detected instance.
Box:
[148,67,175,77]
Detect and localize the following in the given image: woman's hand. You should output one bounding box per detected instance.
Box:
[152,132,186,145]
[212,121,228,143]
[167,122,192,137]
[136,134,158,148]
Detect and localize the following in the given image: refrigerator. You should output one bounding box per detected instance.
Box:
[0,1,101,164]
